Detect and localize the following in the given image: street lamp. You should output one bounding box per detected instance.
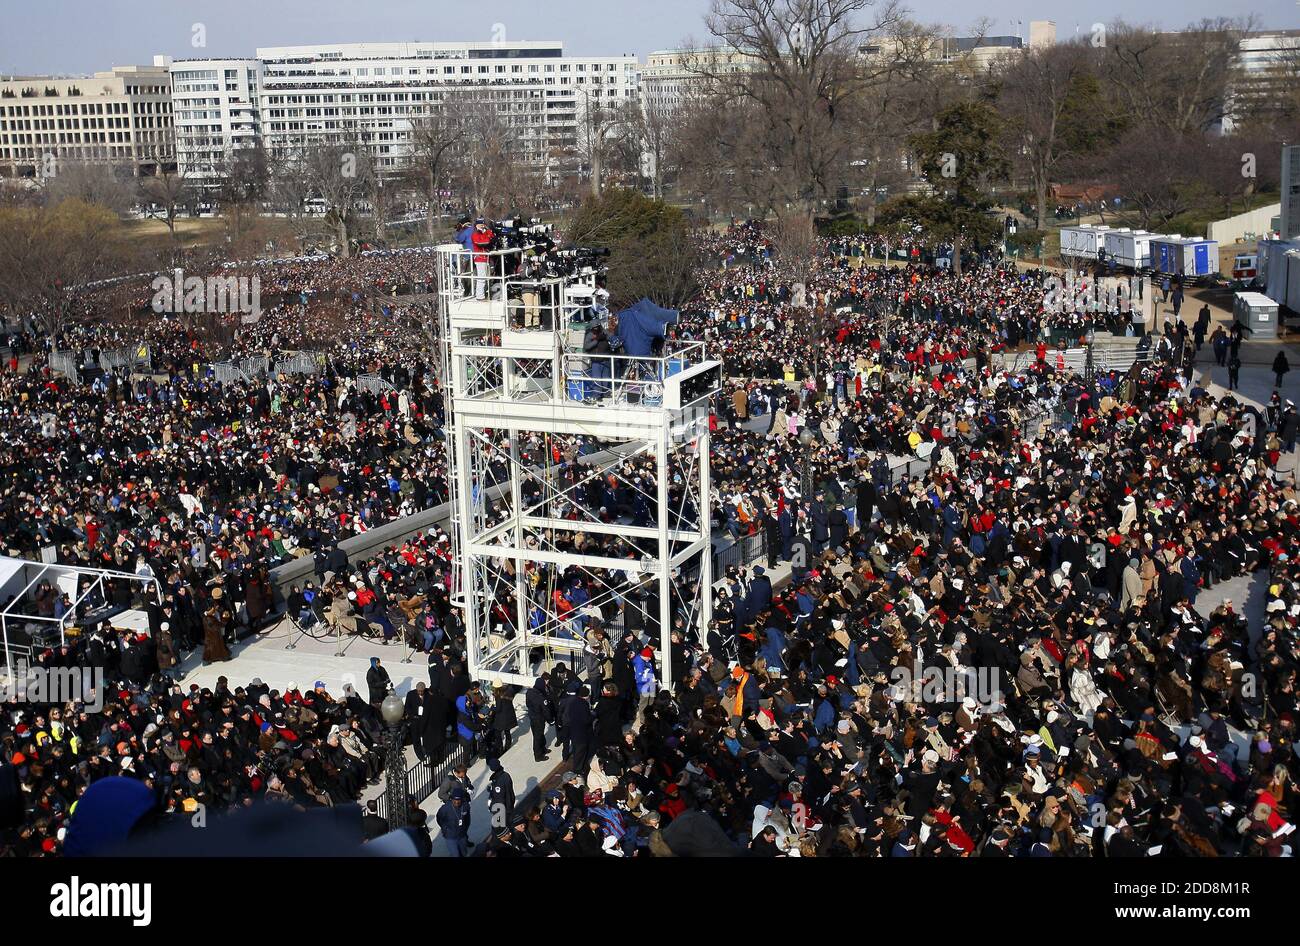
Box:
[1084,326,1096,382]
[380,690,408,829]
[798,425,816,499]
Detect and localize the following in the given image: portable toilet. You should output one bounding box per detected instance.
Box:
[1150,235,1217,278]
[1103,228,1153,270]
[1159,237,1217,278]
[1233,291,1278,340]
[1059,225,1084,259]
[1185,238,1217,278]
[1151,236,1182,276]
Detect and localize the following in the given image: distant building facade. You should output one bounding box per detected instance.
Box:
[0,65,173,177]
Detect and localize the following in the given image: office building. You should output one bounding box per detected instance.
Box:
[0,65,173,176]
[157,56,263,185]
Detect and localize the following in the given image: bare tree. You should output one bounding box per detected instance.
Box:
[137,153,195,262]
[845,19,945,225]
[268,149,317,251]
[626,98,679,199]
[366,173,401,246]
[996,42,1095,231]
[0,199,125,334]
[1101,19,1249,138]
[1094,126,1206,231]
[446,99,538,219]
[575,92,627,198]
[304,141,375,258]
[44,159,133,214]
[678,0,902,229]
[214,145,271,251]
[406,94,470,239]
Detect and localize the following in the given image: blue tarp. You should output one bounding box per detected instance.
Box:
[616,298,679,357]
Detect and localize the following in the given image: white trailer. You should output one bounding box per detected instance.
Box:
[1259,239,1300,312]
[1102,228,1156,270]
[1059,224,1111,260]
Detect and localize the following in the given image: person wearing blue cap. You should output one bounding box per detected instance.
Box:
[436,786,472,857]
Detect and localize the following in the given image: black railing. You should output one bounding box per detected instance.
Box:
[373,740,470,823]
[712,530,767,575]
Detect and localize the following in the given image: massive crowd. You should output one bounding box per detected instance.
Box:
[2,222,1297,857]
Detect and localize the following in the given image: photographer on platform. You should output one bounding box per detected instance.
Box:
[471,219,494,300]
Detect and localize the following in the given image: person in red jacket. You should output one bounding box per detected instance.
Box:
[471,219,494,299]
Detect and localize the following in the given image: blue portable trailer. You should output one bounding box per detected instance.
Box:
[1151,236,1218,279]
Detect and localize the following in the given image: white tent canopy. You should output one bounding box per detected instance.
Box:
[0,555,162,676]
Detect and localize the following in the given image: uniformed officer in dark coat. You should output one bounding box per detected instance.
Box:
[526,674,552,762]
[487,757,516,827]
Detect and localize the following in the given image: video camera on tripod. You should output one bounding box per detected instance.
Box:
[491,217,555,255]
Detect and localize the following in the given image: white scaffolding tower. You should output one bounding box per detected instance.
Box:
[436,243,719,688]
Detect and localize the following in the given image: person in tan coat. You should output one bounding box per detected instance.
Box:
[202,603,232,663]
[732,385,749,421]
[1139,554,1158,598]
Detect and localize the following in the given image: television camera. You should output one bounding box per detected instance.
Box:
[492,217,555,255]
[543,245,611,279]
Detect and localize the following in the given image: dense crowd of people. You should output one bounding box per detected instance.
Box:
[462,226,1297,857]
[2,221,1297,858]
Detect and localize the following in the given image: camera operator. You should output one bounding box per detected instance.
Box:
[471,219,494,300]
[584,320,616,396]
[518,240,550,330]
[454,218,475,297]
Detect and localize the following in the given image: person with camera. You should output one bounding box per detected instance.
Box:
[517,243,547,330]
[583,321,615,397]
[471,219,494,300]
[455,683,485,755]
[453,218,475,296]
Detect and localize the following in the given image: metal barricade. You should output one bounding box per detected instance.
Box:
[712,531,768,577]
[274,350,322,376]
[99,347,133,371]
[210,362,251,385]
[240,355,270,379]
[357,372,396,395]
[49,350,79,377]
[373,743,468,822]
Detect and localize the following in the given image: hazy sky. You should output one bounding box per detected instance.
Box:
[2,0,1298,75]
